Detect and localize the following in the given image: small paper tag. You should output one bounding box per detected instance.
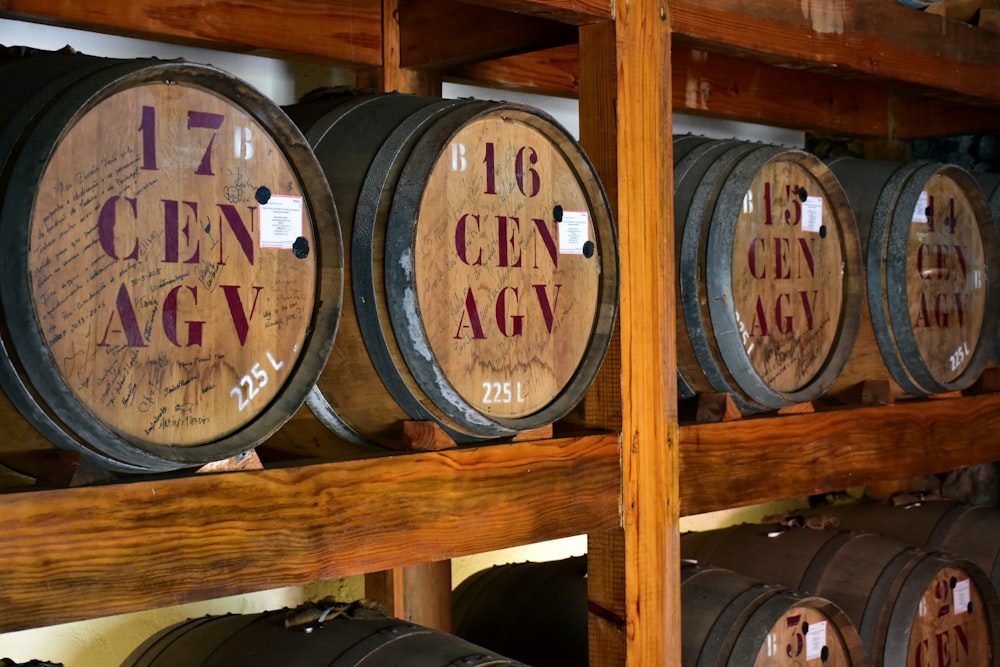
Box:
[559,210,590,255]
[954,579,971,614]
[803,196,824,233]
[260,194,304,249]
[806,620,827,661]
[913,190,930,223]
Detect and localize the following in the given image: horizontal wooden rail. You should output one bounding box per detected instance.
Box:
[680,393,1000,516]
[0,434,619,633]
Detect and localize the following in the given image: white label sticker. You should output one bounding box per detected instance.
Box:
[559,210,590,255]
[260,194,304,249]
[913,190,930,223]
[806,620,827,661]
[803,196,824,233]
[954,579,971,614]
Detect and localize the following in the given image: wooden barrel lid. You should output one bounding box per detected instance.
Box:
[898,565,994,667]
[688,143,863,408]
[882,165,996,392]
[750,603,858,667]
[1,59,341,468]
[384,104,617,432]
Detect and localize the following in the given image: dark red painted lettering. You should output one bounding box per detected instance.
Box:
[162,200,201,264]
[954,245,968,280]
[163,285,205,347]
[774,238,792,280]
[139,105,157,171]
[216,204,256,266]
[797,237,816,278]
[799,290,818,330]
[454,289,486,340]
[763,182,774,226]
[98,284,147,347]
[751,296,770,337]
[98,196,139,261]
[775,293,793,334]
[784,614,803,659]
[762,182,802,226]
[497,216,523,268]
[784,186,802,225]
[515,146,540,197]
[455,213,483,266]
[748,238,766,279]
[495,287,523,337]
[188,111,225,176]
[953,624,969,659]
[533,284,562,334]
[915,292,968,329]
[531,218,558,269]
[916,293,933,329]
[936,629,952,667]
[221,285,262,346]
[483,143,497,195]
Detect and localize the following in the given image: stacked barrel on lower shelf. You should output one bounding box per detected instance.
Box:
[453,556,868,667]
[449,505,1000,666]
[120,600,529,666]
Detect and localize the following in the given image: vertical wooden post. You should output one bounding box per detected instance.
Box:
[359,0,449,632]
[579,0,678,665]
[356,0,442,96]
[364,561,454,631]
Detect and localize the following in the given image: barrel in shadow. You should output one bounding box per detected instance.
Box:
[284,93,618,448]
[827,159,999,398]
[681,563,867,667]
[0,50,342,472]
[804,499,1000,595]
[453,556,588,667]
[121,600,527,666]
[682,523,1000,667]
[673,137,864,411]
[452,556,868,667]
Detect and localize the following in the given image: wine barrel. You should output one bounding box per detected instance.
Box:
[451,556,867,667]
[805,500,1000,594]
[682,523,1000,667]
[673,137,864,411]
[681,564,866,667]
[453,557,588,667]
[827,159,999,397]
[121,601,527,666]
[0,51,342,471]
[284,94,618,447]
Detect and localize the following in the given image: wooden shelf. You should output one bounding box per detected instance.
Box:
[680,393,1000,516]
[0,434,618,633]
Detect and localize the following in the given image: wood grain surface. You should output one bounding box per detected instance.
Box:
[0,433,618,633]
[680,393,1000,516]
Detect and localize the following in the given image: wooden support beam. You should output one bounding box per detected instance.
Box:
[0,0,382,65]
[365,560,454,631]
[398,0,576,70]
[357,0,441,95]
[0,435,618,633]
[447,44,1000,139]
[680,393,1000,516]
[670,0,1000,105]
[579,0,676,663]
[454,0,612,24]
